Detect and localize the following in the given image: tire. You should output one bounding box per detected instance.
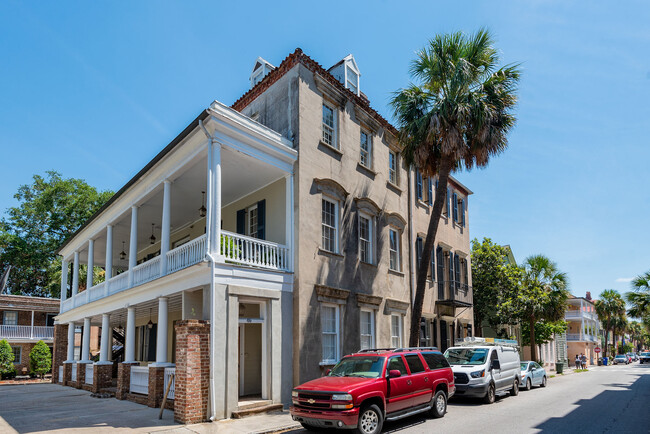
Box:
[429,390,447,418]
[525,378,532,391]
[483,383,496,404]
[300,422,319,431]
[510,379,519,396]
[541,376,547,388]
[355,404,383,434]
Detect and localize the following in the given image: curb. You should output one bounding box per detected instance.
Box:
[250,422,301,434]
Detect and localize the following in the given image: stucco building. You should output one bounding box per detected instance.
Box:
[52,49,473,422]
[565,294,600,366]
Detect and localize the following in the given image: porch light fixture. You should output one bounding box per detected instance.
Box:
[119,241,127,260]
[147,308,153,329]
[199,191,206,218]
[150,223,156,245]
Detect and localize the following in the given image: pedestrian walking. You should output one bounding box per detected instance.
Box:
[581,353,588,370]
[575,354,580,369]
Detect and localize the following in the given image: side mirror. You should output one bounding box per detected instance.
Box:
[491,360,501,370]
[388,370,402,378]
[324,369,331,376]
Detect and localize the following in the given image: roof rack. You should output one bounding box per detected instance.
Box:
[357,348,396,353]
[453,337,519,348]
[393,347,440,352]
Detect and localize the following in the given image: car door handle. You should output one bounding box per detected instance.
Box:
[407,380,412,385]
[424,377,429,382]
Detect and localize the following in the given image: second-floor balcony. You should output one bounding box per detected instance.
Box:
[436,281,473,308]
[565,310,597,321]
[0,325,54,341]
[567,333,598,343]
[58,102,297,315]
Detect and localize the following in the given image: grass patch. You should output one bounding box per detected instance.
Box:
[550,375,556,378]
[574,369,589,373]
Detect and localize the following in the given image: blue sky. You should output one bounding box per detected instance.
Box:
[1,1,648,299]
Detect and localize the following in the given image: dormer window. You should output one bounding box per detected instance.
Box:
[249,57,276,89]
[328,54,361,96]
[346,66,358,95]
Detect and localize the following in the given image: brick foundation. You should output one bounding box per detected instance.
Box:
[63,362,72,386]
[92,363,113,393]
[126,393,150,406]
[174,320,210,424]
[147,367,166,408]
[116,362,140,400]
[52,324,68,384]
[75,362,90,388]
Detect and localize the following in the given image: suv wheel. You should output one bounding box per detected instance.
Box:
[356,404,383,434]
[510,379,519,396]
[483,383,496,404]
[429,390,447,418]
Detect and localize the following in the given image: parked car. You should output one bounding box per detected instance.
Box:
[520,361,548,390]
[639,352,650,364]
[290,348,455,434]
[613,355,629,365]
[444,339,521,404]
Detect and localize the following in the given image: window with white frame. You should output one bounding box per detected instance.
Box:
[322,103,337,148]
[321,198,339,253]
[389,228,400,271]
[346,66,359,95]
[247,204,258,238]
[391,315,403,348]
[360,309,375,350]
[360,131,372,168]
[11,346,21,364]
[388,151,398,185]
[358,213,373,264]
[3,311,18,326]
[321,304,340,364]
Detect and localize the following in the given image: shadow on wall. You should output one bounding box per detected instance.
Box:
[534,365,650,433]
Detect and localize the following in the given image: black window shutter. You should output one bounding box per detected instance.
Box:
[416,237,423,272]
[257,199,266,240]
[452,193,458,222]
[430,247,435,279]
[437,247,444,299]
[461,198,466,227]
[427,178,433,206]
[463,258,469,289]
[236,209,246,235]
[416,170,423,200]
[446,188,450,216]
[448,252,454,288]
[454,254,461,290]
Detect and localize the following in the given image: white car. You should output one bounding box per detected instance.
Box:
[613,355,629,365]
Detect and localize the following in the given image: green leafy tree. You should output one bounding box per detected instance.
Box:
[627,270,650,321]
[628,321,644,352]
[521,319,567,348]
[595,289,626,358]
[29,340,51,379]
[470,238,521,336]
[390,29,521,345]
[0,171,113,297]
[507,255,568,362]
[0,339,15,377]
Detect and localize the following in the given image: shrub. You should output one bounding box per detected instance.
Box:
[29,341,51,379]
[0,339,15,378]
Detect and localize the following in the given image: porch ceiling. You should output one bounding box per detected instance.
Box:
[84,292,184,327]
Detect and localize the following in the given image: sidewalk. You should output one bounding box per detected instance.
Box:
[153,411,300,434]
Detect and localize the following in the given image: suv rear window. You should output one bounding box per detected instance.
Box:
[404,354,425,373]
[422,352,449,369]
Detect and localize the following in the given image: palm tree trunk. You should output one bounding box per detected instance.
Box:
[408,160,453,347]
[529,315,537,362]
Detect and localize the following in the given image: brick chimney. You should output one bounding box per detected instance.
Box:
[586,291,592,301]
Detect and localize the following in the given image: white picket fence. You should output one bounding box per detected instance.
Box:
[164,367,175,400]
[130,366,149,395]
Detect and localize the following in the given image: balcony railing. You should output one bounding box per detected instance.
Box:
[61,232,291,314]
[436,281,473,307]
[565,310,597,321]
[130,366,149,395]
[0,325,54,340]
[85,364,94,385]
[221,230,290,271]
[567,333,598,342]
[164,367,175,400]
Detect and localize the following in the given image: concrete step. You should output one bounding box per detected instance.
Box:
[232,402,284,419]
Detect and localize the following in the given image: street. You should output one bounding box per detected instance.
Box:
[288,363,650,434]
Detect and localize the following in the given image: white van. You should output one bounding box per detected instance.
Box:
[444,341,521,403]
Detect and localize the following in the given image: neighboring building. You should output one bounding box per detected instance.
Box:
[0,295,58,374]
[52,49,473,423]
[565,294,600,366]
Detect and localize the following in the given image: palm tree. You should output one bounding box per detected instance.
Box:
[612,315,628,354]
[390,29,521,346]
[518,255,569,362]
[629,321,644,352]
[627,270,650,320]
[595,289,626,358]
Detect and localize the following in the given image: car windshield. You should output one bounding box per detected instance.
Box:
[615,355,626,359]
[329,356,385,378]
[520,362,529,371]
[444,348,489,365]
[642,353,650,356]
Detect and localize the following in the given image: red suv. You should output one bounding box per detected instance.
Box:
[290,347,454,434]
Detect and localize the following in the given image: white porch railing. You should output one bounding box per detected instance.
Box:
[132,256,161,287]
[58,366,63,382]
[130,366,149,395]
[71,364,77,382]
[565,311,581,319]
[164,367,175,400]
[221,230,290,271]
[0,325,54,340]
[85,364,94,385]
[107,272,129,294]
[88,282,105,302]
[167,234,207,274]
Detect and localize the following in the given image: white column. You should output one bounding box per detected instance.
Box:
[105,225,113,281]
[86,239,94,289]
[124,307,136,363]
[81,317,91,362]
[160,180,171,275]
[60,259,68,302]
[155,297,169,365]
[127,206,138,288]
[99,314,111,363]
[66,322,75,361]
[30,311,34,339]
[284,173,294,271]
[207,140,222,256]
[71,251,80,297]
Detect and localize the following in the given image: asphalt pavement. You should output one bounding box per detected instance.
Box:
[287,362,650,434]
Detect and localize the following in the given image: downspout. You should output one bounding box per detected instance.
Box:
[199,119,218,421]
